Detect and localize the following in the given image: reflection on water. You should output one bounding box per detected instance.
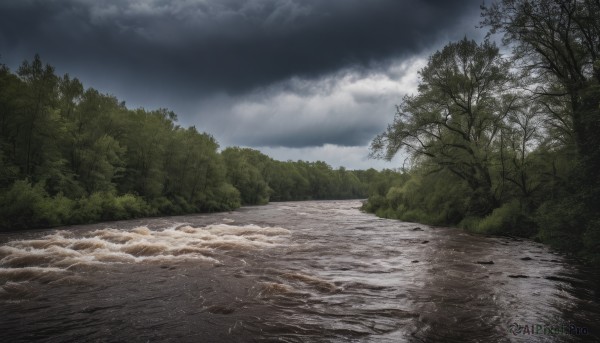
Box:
[0,200,598,342]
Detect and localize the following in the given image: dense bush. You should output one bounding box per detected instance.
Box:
[363,169,471,226]
[462,200,535,236]
[534,198,586,252]
[0,180,77,229]
[0,181,55,229]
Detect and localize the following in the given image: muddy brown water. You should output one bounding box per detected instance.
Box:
[0,200,598,342]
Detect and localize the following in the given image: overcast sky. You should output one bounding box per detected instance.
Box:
[0,0,485,170]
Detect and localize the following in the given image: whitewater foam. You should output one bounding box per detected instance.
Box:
[0,223,291,285]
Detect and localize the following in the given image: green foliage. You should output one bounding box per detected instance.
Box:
[364,168,470,226]
[0,180,53,229]
[463,200,535,236]
[0,180,77,229]
[367,1,600,264]
[114,194,151,219]
[69,192,151,223]
[51,194,77,226]
[478,0,600,264]
[206,184,242,211]
[361,194,385,213]
[222,147,374,205]
[0,56,239,230]
[371,38,511,216]
[0,55,387,232]
[534,198,586,252]
[222,147,271,205]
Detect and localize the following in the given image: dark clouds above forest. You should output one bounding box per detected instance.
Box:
[0,0,484,169]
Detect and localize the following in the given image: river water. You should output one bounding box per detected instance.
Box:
[0,200,598,342]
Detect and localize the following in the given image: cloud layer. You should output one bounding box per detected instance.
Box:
[0,0,484,168]
[192,58,426,148]
[1,0,480,93]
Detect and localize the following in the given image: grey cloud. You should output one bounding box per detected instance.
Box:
[0,0,482,94]
[0,0,483,151]
[188,61,421,148]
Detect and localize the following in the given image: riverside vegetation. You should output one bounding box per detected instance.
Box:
[1,0,598,266]
[0,56,399,231]
[364,0,600,265]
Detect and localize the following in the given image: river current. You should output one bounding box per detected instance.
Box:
[0,200,598,342]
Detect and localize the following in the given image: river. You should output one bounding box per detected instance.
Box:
[0,200,598,342]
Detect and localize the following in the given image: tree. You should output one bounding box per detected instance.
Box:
[371,38,515,215]
[119,108,171,198]
[0,55,379,231]
[495,102,544,201]
[16,54,59,178]
[482,0,600,198]
[222,147,271,205]
[0,63,22,187]
[482,0,600,259]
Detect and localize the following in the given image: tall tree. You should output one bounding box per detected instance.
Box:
[16,54,59,178]
[482,0,600,196]
[482,0,600,254]
[371,38,515,215]
[222,147,271,205]
[0,63,22,187]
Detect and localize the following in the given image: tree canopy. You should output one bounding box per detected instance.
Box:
[367,0,600,264]
[0,55,393,230]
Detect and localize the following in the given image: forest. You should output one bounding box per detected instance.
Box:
[0,57,400,230]
[1,0,598,266]
[365,0,600,264]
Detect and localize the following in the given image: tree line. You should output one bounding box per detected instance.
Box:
[365,0,600,264]
[0,56,395,231]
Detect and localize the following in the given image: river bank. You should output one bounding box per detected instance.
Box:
[1,200,598,342]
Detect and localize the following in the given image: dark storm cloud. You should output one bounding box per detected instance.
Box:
[0,0,482,94]
[0,0,483,155]
[196,59,427,148]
